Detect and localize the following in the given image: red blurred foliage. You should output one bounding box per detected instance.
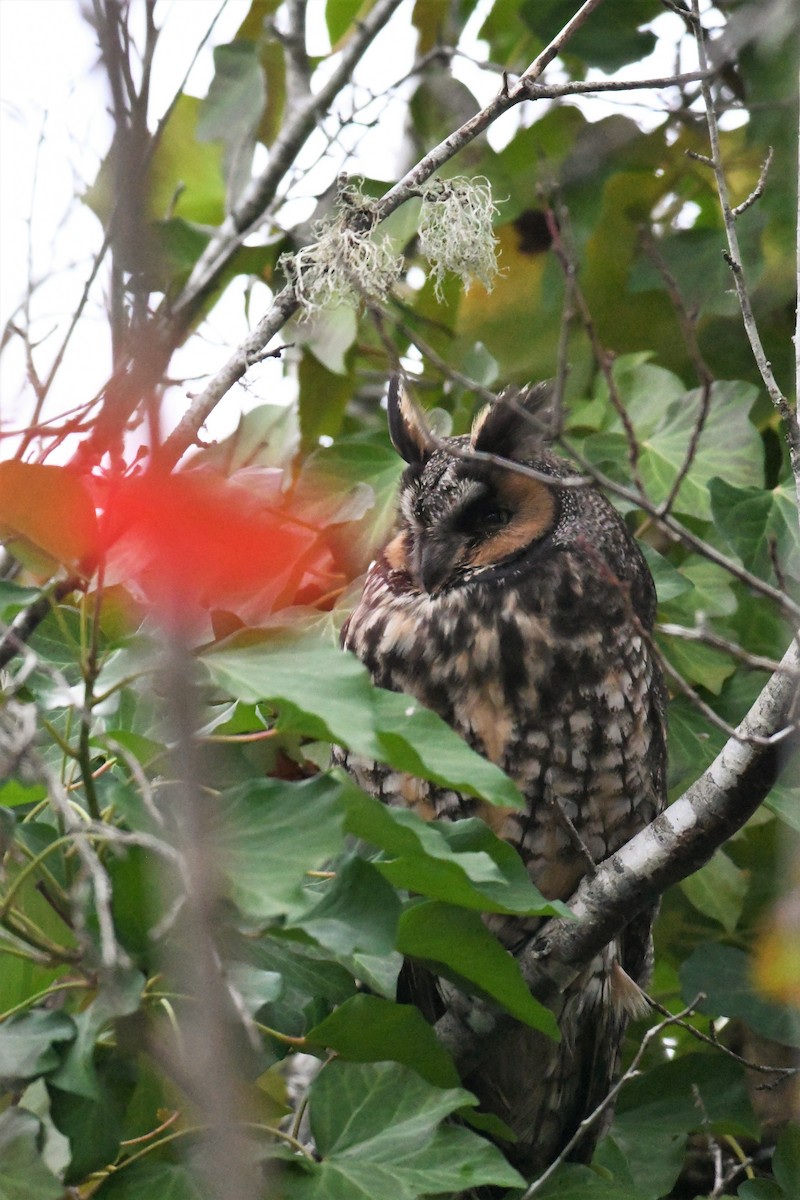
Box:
[93,467,335,624]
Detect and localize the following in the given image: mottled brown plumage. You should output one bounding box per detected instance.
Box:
[336,378,667,1181]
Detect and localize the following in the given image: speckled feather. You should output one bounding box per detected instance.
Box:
[335,380,667,1181]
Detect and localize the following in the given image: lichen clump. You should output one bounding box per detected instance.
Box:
[281,185,402,317]
[418,176,499,300]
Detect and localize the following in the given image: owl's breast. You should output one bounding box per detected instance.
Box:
[343,557,556,771]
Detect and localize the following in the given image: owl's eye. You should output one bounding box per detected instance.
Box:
[481,507,512,529]
[453,498,513,535]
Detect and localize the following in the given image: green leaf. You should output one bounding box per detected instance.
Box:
[217,776,349,920]
[738,1182,786,1200]
[306,995,461,1088]
[48,968,145,1099]
[640,544,693,604]
[344,790,570,917]
[773,1125,800,1195]
[710,478,800,582]
[198,41,266,206]
[288,855,401,959]
[679,850,748,933]
[397,901,560,1037]
[508,1159,649,1198]
[661,556,738,621]
[0,1108,63,1200]
[0,781,47,807]
[615,1050,757,1141]
[240,934,356,1033]
[657,629,735,695]
[666,695,725,792]
[48,1051,137,1184]
[679,944,800,1047]
[226,964,283,1015]
[297,305,358,375]
[636,382,762,520]
[0,1010,76,1087]
[202,632,523,809]
[95,1161,207,1199]
[294,441,403,575]
[298,347,355,450]
[765,783,800,833]
[520,0,658,71]
[147,94,226,224]
[284,1060,524,1199]
[198,402,300,472]
[326,0,366,47]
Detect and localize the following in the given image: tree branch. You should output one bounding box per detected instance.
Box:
[169,0,406,331]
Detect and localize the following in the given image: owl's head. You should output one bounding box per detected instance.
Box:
[386,377,568,594]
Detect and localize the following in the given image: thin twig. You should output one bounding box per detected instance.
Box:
[522,999,704,1196]
[691,0,800,503]
[732,146,773,217]
[646,993,800,1080]
[657,622,800,678]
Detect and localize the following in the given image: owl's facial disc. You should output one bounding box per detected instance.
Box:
[396,466,558,594]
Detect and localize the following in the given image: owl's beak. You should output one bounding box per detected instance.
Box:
[415,536,462,595]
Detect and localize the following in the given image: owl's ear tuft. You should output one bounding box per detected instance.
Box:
[387,376,435,465]
[471,382,558,462]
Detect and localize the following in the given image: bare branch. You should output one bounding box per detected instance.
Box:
[732,145,773,217]
[691,0,800,501]
[171,0,406,329]
[522,1000,704,1197]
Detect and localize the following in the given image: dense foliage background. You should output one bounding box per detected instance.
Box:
[0,1,798,1197]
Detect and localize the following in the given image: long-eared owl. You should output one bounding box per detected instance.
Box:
[336,378,667,1181]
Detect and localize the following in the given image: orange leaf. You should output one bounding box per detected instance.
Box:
[100,469,323,622]
[0,461,99,572]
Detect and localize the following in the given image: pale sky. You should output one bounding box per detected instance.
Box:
[0,0,694,461]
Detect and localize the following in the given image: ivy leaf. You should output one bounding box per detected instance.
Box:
[94,1161,207,1199]
[661,556,738,621]
[305,995,461,1088]
[48,1051,138,1184]
[294,441,404,575]
[217,776,349,921]
[765,783,800,833]
[0,1108,63,1200]
[679,850,748,933]
[287,856,401,960]
[198,41,266,208]
[615,1050,757,1140]
[0,1010,76,1088]
[344,788,570,917]
[47,968,144,1099]
[527,1161,653,1198]
[657,629,735,695]
[640,544,693,604]
[283,1061,524,1199]
[773,1125,800,1196]
[680,944,800,1048]
[520,0,658,71]
[636,382,762,520]
[397,901,560,1038]
[203,633,522,809]
[709,478,800,582]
